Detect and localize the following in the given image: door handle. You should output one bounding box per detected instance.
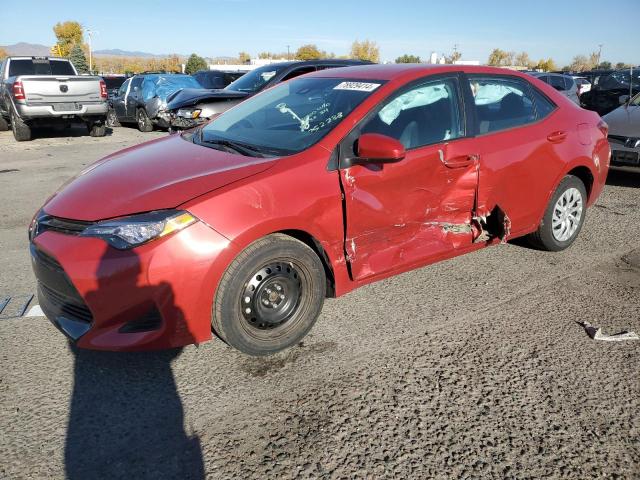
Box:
[441,151,479,168]
[547,131,567,143]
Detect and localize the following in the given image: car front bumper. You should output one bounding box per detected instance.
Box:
[30,220,237,351]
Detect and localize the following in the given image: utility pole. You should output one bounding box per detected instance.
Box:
[86,29,95,73]
[597,43,603,67]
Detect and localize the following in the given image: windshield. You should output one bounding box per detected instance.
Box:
[225,64,287,93]
[140,74,201,102]
[9,58,76,76]
[198,77,384,155]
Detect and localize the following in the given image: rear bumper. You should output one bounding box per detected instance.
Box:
[609,137,640,169]
[15,101,108,120]
[30,221,238,351]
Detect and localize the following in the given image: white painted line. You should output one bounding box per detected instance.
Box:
[25,305,44,317]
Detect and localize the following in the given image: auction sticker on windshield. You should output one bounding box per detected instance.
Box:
[333,81,381,92]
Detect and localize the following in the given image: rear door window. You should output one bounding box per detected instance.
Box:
[469,76,536,134]
[548,75,567,91]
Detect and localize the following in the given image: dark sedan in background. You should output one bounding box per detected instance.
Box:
[167,59,372,130]
[581,68,639,116]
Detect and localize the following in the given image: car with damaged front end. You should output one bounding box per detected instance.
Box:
[106,73,202,131]
[604,91,640,169]
[30,65,610,356]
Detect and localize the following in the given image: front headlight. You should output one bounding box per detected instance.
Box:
[177,108,202,119]
[81,210,197,250]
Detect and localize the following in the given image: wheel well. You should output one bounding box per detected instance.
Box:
[567,166,594,200]
[277,229,336,298]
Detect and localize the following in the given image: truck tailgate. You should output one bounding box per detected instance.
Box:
[19,76,103,104]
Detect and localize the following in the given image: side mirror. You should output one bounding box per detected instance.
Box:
[354,133,406,165]
[619,95,630,105]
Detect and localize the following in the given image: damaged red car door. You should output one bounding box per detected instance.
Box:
[339,75,481,280]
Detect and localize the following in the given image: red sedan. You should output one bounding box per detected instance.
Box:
[29,65,610,355]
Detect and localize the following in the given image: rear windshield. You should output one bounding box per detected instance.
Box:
[103,77,126,90]
[8,59,76,77]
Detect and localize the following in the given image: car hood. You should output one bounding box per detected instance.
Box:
[603,105,640,137]
[44,134,277,221]
[167,88,249,110]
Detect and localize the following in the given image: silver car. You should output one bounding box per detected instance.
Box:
[531,73,579,104]
[604,92,640,169]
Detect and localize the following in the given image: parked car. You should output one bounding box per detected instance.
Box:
[167,59,371,130]
[604,92,640,169]
[29,65,609,355]
[581,68,640,116]
[579,69,614,87]
[530,72,579,104]
[192,70,245,89]
[572,76,591,97]
[0,56,108,141]
[106,73,202,131]
[102,75,128,100]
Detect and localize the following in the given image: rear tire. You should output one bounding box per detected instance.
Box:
[527,175,587,251]
[106,108,120,127]
[10,108,32,142]
[136,108,153,132]
[213,234,326,356]
[88,121,106,137]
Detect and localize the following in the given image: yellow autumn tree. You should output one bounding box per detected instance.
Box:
[53,21,84,57]
[350,40,380,63]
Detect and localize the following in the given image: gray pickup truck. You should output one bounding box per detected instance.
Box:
[0,56,108,141]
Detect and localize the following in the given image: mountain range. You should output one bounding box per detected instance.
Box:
[1,42,179,58]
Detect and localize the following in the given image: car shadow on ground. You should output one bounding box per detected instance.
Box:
[65,248,204,480]
[606,168,640,188]
[29,124,114,140]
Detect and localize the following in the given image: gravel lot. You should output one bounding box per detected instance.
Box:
[0,126,639,479]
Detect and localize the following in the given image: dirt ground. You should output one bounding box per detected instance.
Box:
[0,125,638,479]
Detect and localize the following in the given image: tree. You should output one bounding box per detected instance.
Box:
[487,48,509,66]
[396,54,421,63]
[515,51,533,68]
[615,62,630,70]
[68,44,89,74]
[598,61,612,70]
[445,50,462,64]
[238,51,251,64]
[0,47,8,60]
[569,55,590,72]
[185,53,207,74]
[53,21,84,57]
[350,40,380,63]
[295,44,322,60]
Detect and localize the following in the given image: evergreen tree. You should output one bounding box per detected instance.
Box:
[185,53,208,74]
[69,44,89,74]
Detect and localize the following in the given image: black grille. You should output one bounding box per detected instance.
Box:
[38,282,93,324]
[35,214,92,237]
[612,150,640,165]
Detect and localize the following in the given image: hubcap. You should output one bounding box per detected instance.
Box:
[241,262,302,330]
[552,187,583,242]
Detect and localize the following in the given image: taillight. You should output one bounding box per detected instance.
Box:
[99,80,107,99]
[13,81,25,100]
[597,119,608,137]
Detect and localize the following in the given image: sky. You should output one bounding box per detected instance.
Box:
[1,0,639,66]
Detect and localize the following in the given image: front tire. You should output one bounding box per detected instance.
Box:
[527,175,587,251]
[10,108,32,141]
[136,108,153,132]
[213,234,326,356]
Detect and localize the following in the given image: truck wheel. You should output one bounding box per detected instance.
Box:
[106,108,120,127]
[212,234,326,356]
[136,108,153,132]
[0,116,8,131]
[88,121,107,137]
[527,175,587,251]
[10,108,32,142]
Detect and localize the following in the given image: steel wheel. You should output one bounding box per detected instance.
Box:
[241,262,302,331]
[552,187,583,242]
